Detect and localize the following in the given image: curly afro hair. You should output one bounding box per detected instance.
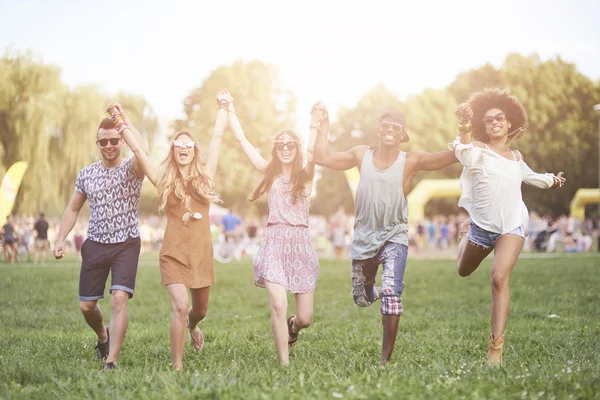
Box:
[467,88,527,144]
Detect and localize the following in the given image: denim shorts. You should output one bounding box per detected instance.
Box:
[468,222,525,249]
[351,242,406,316]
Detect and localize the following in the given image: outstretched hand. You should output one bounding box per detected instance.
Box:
[553,171,566,188]
[310,101,329,125]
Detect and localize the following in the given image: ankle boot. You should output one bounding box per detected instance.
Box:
[487,333,504,367]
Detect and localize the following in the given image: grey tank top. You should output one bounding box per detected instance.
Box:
[349,148,409,260]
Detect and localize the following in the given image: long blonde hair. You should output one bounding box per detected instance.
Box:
[249,130,312,204]
[157,131,220,213]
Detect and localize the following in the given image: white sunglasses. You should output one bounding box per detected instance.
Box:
[173,140,196,149]
[182,212,202,226]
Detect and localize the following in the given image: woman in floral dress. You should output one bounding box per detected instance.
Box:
[228,96,325,365]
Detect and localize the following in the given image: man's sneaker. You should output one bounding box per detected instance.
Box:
[95,326,110,359]
[104,362,116,370]
[373,286,383,301]
[373,282,405,301]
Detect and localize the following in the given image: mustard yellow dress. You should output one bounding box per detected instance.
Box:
[159,190,214,288]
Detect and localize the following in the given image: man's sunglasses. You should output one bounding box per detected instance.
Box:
[482,113,506,125]
[274,142,298,151]
[379,121,404,133]
[97,138,121,147]
[173,140,196,148]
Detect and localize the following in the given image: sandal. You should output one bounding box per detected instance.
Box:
[287,316,298,348]
[187,316,205,351]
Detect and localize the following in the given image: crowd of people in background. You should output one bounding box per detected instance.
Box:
[2,210,599,264]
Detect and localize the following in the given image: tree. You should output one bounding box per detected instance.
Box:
[175,60,296,213]
[0,50,159,215]
[449,54,600,215]
[0,50,67,213]
[500,54,600,215]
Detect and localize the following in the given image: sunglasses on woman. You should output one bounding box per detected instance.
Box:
[482,113,506,125]
[182,212,202,226]
[274,142,298,151]
[97,138,121,147]
[173,140,196,148]
[379,121,404,133]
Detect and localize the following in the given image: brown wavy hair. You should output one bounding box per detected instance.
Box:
[156,131,220,214]
[467,87,527,145]
[249,130,312,204]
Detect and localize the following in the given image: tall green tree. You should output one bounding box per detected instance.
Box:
[448,54,600,215]
[175,60,296,212]
[0,50,67,213]
[0,50,159,215]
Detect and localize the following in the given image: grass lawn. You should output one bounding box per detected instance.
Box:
[1,252,599,399]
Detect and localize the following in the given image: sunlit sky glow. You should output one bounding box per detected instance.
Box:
[1,0,599,135]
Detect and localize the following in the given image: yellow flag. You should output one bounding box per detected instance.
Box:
[0,161,29,219]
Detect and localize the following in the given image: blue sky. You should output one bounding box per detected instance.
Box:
[1,0,599,133]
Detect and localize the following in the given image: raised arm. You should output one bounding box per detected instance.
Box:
[314,112,360,171]
[109,104,159,186]
[411,150,458,171]
[54,191,87,259]
[205,90,230,181]
[456,103,474,145]
[107,102,147,177]
[305,101,329,177]
[449,103,485,167]
[228,100,269,173]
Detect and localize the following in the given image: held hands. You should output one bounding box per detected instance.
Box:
[455,103,473,135]
[310,101,329,129]
[216,89,234,112]
[552,172,566,189]
[106,102,130,133]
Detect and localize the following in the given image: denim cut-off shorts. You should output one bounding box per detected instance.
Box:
[468,221,525,249]
[351,242,407,316]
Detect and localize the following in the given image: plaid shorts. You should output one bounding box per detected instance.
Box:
[351,242,407,316]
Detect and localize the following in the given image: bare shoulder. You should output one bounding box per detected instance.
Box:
[513,149,524,161]
[350,145,369,154]
[405,150,425,166]
[406,150,427,158]
[349,144,370,160]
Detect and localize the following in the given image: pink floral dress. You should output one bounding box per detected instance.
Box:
[253,177,319,293]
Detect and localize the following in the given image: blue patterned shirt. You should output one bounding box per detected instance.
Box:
[75,159,144,244]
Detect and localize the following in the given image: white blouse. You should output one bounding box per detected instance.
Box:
[450,137,557,234]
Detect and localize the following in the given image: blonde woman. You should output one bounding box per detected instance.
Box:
[228,97,324,365]
[110,91,228,370]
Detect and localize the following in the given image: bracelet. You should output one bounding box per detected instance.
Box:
[309,124,321,131]
[458,122,472,134]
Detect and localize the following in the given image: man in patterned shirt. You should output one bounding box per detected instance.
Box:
[54,109,146,370]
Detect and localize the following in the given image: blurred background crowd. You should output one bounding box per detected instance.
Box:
[3,208,598,264]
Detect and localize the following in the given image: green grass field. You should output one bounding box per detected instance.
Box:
[1,252,599,399]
